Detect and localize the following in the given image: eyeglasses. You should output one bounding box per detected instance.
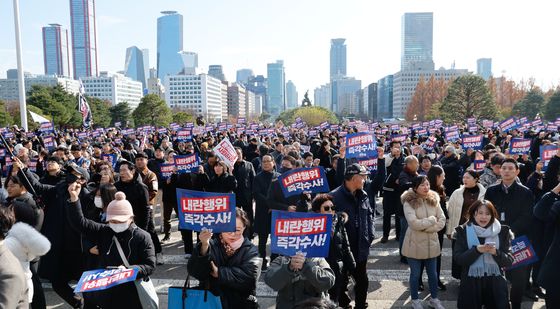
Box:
[322,205,335,211]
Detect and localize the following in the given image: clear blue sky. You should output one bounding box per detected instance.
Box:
[1,0,559,97]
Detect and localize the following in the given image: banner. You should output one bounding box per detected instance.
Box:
[176,189,236,232]
[499,117,518,132]
[101,153,117,170]
[391,134,407,143]
[270,210,332,258]
[174,153,200,174]
[540,145,558,172]
[357,156,378,173]
[473,160,486,172]
[213,138,238,167]
[176,129,192,142]
[461,134,483,150]
[279,167,330,198]
[345,133,376,159]
[43,136,55,151]
[507,236,538,270]
[445,130,460,142]
[423,136,437,151]
[509,138,532,155]
[74,268,138,293]
[159,163,175,180]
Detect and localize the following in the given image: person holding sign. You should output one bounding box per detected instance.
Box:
[66,186,155,309]
[453,200,513,309]
[187,208,260,309]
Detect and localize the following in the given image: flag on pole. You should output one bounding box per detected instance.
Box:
[78,80,92,128]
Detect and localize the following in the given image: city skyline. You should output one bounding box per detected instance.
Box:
[1,0,560,101]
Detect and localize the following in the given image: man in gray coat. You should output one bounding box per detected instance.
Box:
[0,207,28,309]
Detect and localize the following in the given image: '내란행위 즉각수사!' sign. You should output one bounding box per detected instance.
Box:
[176,189,236,233]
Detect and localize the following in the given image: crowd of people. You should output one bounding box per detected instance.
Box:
[0,119,558,309]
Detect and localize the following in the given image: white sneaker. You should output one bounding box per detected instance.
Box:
[411,299,423,309]
[428,298,445,309]
[184,253,192,259]
[156,253,164,265]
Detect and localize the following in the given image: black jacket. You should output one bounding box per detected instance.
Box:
[233,160,255,208]
[533,191,560,290]
[453,224,513,309]
[202,173,237,194]
[187,238,259,309]
[441,155,462,197]
[115,174,150,230]
[543,156,560,192]
[484,181,535,237]
[326,212,356,275]
[252,170,280,235]
[268,176,310,213]
[67,199,155,308]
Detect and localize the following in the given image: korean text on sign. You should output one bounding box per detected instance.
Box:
[270,210,333,258]
[345,133,377,159]
[461,135,483,150]
[159,163,175,180]
[279,167,330,198]
[176,189,236,233]
[174,153,200,174]
[74,268,138,293]
[540,145,558,172]
[509,138,532,155]
[507,236,538,270]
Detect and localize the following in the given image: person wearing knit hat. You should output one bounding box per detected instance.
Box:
[106,192,134,232]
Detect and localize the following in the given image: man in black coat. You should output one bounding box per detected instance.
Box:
[233,147,256,237]
[381,140,404,244]
[484,158,536,309]
[268,155,310,213]
[440,145,463,197]
[115,161,150,231]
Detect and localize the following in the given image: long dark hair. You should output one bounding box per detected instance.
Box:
[427,165,445,197]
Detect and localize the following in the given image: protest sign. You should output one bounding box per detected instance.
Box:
[507,236,538,270]
[114,121,121,127]
[499,117,518,132]
[509,138,532,155]
[445,130,460,142]
[101,153,117,170]
[159,163,175,180]
[540,145,558,172]
[461,135,483,150]
[391,134,407,143]
[423,136,437,151]
[28,159,38,173]
[40,122,54,134]
[473,160,486,172]
[345,133,376,159]
[279,167,330,198]
[174,153,200,174]
[176,129,192,142]
[0,149,5,157]
[213,138,238,167]
[176,189,236,232]
[270,210,332,258]
[74,268,138,293]
[43,136,55,151]
[357,156,378,173]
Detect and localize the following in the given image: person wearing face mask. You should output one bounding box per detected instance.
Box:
[13,158,91,308]
[268,155,311,213]
[187,208,260,309]
[66,186,155,309]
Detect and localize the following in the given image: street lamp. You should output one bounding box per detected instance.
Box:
[12,0,28,131]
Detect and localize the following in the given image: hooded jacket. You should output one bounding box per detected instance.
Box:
[401,189,446,259]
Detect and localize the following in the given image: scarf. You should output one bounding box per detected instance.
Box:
[466,221,502,278]
[220,234,244,257]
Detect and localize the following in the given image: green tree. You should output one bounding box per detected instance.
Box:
[438,75,497,123]
[88,97,111,127]
[0,100,13,127]
[26,85,78,126]
[172,111,194,125]
[511,89,545,119]
[544,90,560,121]
[11,105,47,131]
[109,102,133,126]
[276,106,338,127]
[258,112,271,122]
[132,94,172,126]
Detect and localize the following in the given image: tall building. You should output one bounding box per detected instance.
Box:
[377,75,393,120]
[180,51,198,75]
[286,80,298,109]
[236,69,254,85]
[124,46,149,89]
[330,38,347,80]
[157,11,183,79]
[392,68,468,118]
[477,58,492,80]
[227,83,247,119]
[401,12,434,71]
[42,24,71,78]
[314,83,331,109]
[164,74,223,121]
[81,71,143,108]
[331,77,361,115]
[366,83,378,120]
[246,75,266,114]
[70,0,98,78]
[245,90,256,118]
[6,69,31,80]
[147,68,165,99]
[0,75,80,102]
[266,60,286,115]
[208,65,226,82]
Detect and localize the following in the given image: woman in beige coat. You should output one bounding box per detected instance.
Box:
[401,175,446,309]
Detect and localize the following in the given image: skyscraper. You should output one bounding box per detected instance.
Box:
[42,24,71,77]
[70,0,98,78]
[180,51,198,75]
[401,12,434,71]
[377,75,394,120]
[124,46,148,89]
[208,65,226,82]
[236,69,254,84]
[330,38,347,80]
[266,60,285,115]
[477,58,492,80]
[286,80,298,109]
[157,11,183,79]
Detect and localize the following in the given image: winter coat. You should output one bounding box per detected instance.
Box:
[252,170,280,235]
[202,173,237,194]
[446,183,486,235]
[187,238,260,309]
[484,181,535,237]
[479,167,500,188]
[233,160,256,208]
[330,183,375,262]
[0,244,28,309]
[401,189,446,259]
[533,191,560,290]
[268,176,310,213]
[138,168,158,206]
[115,174,150,230]
[453,224,513,309]
[67,199,155,309]
[441,155,463,197]
[264,256,335,309]
[326,212,356,275]
[543,156,560,192]
[5,222,51,303]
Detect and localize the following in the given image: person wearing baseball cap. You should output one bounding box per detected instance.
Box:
[329,163,374,309]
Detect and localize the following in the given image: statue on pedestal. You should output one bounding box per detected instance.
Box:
[301,90,312,107]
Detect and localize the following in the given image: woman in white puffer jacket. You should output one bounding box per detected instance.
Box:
[5,221,51,303]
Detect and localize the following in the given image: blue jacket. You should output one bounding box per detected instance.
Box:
[330,184,374,262]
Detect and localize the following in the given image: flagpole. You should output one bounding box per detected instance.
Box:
[13,0,28,131]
